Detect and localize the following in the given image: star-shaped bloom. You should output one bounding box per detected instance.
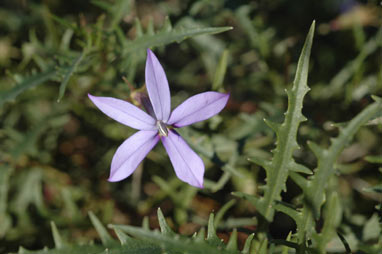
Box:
[88,49,229,188]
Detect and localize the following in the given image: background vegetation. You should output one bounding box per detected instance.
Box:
[0,0,381,253]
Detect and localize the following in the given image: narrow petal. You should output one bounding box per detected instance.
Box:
[145,49,171,121]
[88,94,156,130]
[168,92,229,127]
[109,130,159,182]
[161,130,204,188]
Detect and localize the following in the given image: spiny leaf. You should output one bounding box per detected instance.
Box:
[212,49,229,91]
[0,165,12,237]
[289,172,309,193]
[364,155,382,164]
[109,0,132,31]
[0,68,56,107]
[207,213,224,247]
[193,227,206,243]
[247,156,271,170]
[287,161,312,174]
[88,211,116,246]
[157,208,176,236]
[252,21,315,221]
[57,51,85,102]
[263,119,281,133]
[142,216,150,230]
[307,98,382,218]
[274,201,302,228]
[226,229,238,251]
[307,141,325,159]
[231,192,264,215]
[50,221,65,249]
[214,199,236,228]
[242,234,254,254]
[112,224,238,254]
[122,26,233,57]
[314,191,343,253]
[282,232,293,254]
[112,227,131,245]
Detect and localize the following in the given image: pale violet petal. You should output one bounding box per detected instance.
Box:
[145,49,171,122]
[161,130,204,188]
[168,92,229,127]
[109,130,159,182]
[88,94,156,130]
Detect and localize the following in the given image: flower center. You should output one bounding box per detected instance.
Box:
[156,120,169,137]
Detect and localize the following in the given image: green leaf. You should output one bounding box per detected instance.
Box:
[226,229,238,251]
[122,26,232,56]
[274,201,302,229]
[363,214,381,241]
[0,68,56,107]
[212,49,229,90]
[242,234,254,254]
[57,51,86,102]
[214,199,236,228]
[0,165,12,237]
[306,98,382,218]
[112,227,131,245]
[244,21,315,221]
[207,213,224,247]
[50,221,65,249]
[88,211,116,246]
[157,208,176,237]
[364,155,382,164]
[112,225,238,254]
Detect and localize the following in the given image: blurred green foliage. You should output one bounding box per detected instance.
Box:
[0,0,381,253]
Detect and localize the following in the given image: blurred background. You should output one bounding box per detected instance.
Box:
[0,0,381,253]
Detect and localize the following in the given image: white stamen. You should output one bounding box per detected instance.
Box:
[156,120,168,137]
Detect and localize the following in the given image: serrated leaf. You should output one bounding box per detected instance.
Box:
[250,21,315,221]
[289,172,309,193]
[212,49,229,90]
[242,234,254,254]
[112,227,131,245]
[231,192,263,214]
[363,184,382,193]
[88,211,116,246]
[122,26,232,56]
[193,227,206,243]
[57,51,85,102]
[157,208,176,236]
[287,161,312,174]
[50,221,65,249]
[226,229,238,251]
[364,155,382,164]
[274,201,302,228]
[247,156,270,169]
[314,191,342,252]
[0,68,56,107]
[307,141,325,159]
[214,199,236,228]
[363,214,381,241]
[207,213,224,247]
[263,119,281,133]
[112,224,238,254]
[307,98,382,218]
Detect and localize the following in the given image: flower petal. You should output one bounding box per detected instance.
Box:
[161,130,204,188]
[168,92,229,127]
[109,130,159,182]
[88,94,156,130]
[145,49,171,122]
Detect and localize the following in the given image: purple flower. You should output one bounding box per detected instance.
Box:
[88,49,229,188]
